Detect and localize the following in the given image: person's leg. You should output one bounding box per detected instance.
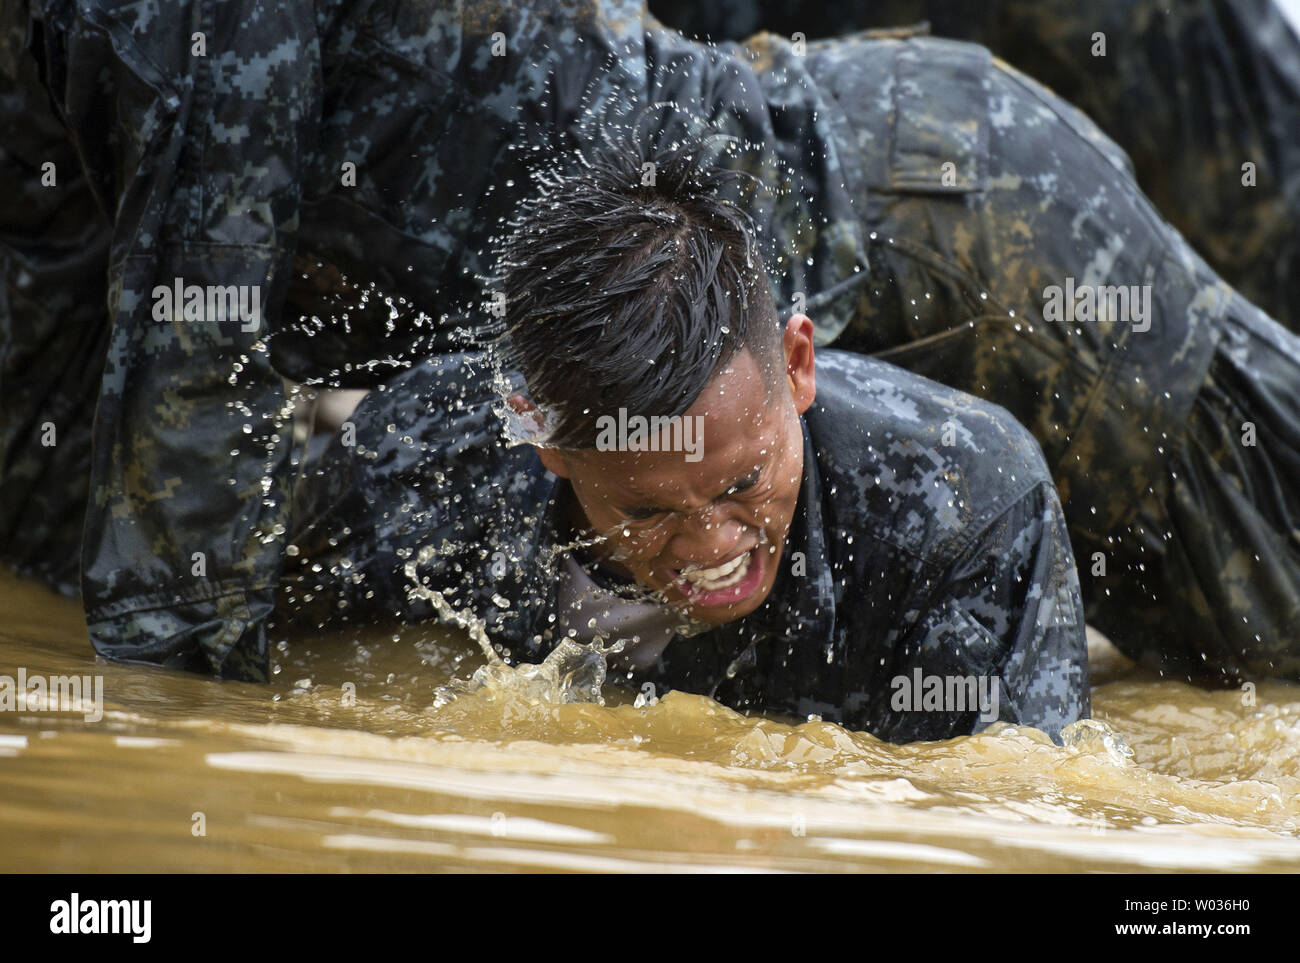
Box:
[0,0,110,597]
[798,32,1300,681]
[1106,299,1300,681]
[2,0,324,679]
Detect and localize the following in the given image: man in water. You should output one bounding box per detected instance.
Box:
[286,140,1091,744]
[2,0,1297,689]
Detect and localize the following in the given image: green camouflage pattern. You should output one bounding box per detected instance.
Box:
[652,0,1300,334]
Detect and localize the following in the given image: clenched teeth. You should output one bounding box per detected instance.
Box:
[682,550,752,590]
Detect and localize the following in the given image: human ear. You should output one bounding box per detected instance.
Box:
[783,314,817,415]
[507,392,571,478]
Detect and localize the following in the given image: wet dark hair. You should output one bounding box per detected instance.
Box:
[494,133,782,450]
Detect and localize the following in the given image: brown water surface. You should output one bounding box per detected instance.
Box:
[2,569,1298,872]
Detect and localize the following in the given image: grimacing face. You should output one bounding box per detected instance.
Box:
[516,315,817,625]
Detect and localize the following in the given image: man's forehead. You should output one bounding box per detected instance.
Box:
[576,397,779,494]
[563,346,784,490]
[592,431,764,490]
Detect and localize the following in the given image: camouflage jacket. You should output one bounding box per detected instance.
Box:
[289,348,1091,744]
[2,0,1237,690]
[0,0,865,680]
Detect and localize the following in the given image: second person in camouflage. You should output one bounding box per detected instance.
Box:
[3,0,1296,688]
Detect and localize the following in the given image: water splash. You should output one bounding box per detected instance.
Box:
[454,637,620,706]
[1060,717,1135,766]
[403,544,623,706]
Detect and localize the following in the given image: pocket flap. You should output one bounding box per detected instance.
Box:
[888,38,990,194]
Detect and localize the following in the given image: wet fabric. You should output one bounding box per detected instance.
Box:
[1,0,864,680]
[554,553,689,672]
[652,0,1300,334]
[1103,303,1300,681]
[782,30,1300,683]
[1,0,1296,691]
[1,0,324,680]
[286,348,1090,744]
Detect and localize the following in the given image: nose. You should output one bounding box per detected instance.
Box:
[667,505,747,568]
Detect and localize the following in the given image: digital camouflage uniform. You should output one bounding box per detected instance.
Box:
[0,0,329,680]
[286,349,1090,744]
[0,0,864,680]
[2,0,1297,688]
[651,0,1300,334]
[763,29,1300,684]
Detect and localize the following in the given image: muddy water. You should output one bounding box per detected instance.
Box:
[2,568,1298,873]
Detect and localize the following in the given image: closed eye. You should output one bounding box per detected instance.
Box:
[724,469,762,496]
[620,468,763,521]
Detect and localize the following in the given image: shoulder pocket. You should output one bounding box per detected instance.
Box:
[885,37,991,194]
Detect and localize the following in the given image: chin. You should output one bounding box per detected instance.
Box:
[689,591,771,625]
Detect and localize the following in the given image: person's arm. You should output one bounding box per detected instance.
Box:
[880,478,1091,744]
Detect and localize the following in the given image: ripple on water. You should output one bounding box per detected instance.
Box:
[1,569,1298,871]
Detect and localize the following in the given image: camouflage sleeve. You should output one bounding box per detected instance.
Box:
[902,479,1091,745]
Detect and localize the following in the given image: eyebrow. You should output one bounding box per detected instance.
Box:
[621,467,762,516]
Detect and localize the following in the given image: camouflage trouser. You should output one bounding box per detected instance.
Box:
[1118,306,1300,681]
[655,0,1300,334]
[0,0,323,679]
[794,31,1300,683]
